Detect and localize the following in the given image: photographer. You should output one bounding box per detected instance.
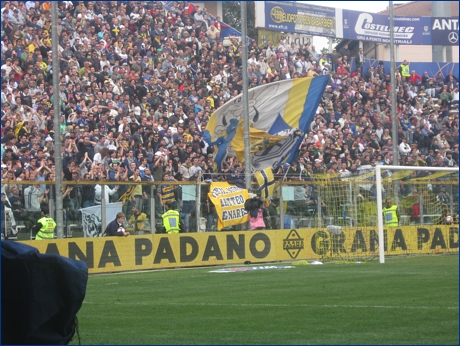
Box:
[244,194,268,230]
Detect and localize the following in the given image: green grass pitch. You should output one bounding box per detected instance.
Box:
[72,255,458,345]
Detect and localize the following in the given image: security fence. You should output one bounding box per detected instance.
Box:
[2,170,458,240]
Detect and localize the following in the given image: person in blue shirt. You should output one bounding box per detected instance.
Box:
[103,212,130,236]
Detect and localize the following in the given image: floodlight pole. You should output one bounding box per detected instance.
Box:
[51,1,64,238]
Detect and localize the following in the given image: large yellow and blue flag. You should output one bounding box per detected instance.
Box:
[203,76,329,172]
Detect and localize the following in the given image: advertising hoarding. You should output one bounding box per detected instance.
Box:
[257,29,312,48]
[255,1,336,37]
[341,10,432,45]
[255,2,458,46]
[431,17,459,46]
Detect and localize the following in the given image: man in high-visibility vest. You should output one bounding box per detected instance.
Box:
[383,198,400,227]
[32,206,56,240]
[399,60,410,80]
[161,202,181,234]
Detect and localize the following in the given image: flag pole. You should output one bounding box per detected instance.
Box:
[241,2,251,230]
[241,1,251,193]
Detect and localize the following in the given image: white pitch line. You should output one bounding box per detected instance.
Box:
[82,301,458,310]
[168,302,459,310]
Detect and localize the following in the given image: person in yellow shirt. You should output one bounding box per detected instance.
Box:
[319,53,328,67]
[161,202,181,234]
[182,127,193,143]
[39,30,51,47]
[206,93,215,108]
[382,198,400,226]
[126,206,150,235]
[399,60,410,80]
[307,68,318,77]
[31,206,56,240]
[129,168,144,211]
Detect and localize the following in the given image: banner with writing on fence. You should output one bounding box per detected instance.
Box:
[80,202,122,237]
[208,182,249,230]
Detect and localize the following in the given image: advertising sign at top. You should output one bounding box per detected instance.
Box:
[255,3,458,46]
[431,17,459,46]
[255,1,336,37]
[257,29,312,48]
[341,10,432,45]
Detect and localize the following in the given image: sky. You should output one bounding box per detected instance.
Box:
[298,1,410,49]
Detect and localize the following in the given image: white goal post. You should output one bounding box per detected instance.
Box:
[376,165,459,264]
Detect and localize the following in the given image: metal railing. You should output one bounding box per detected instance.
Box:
[2,179,205,238]
[1,173,457,239]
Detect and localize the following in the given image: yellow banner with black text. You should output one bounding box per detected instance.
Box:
[19,226,458,274]
[208,182,249,230]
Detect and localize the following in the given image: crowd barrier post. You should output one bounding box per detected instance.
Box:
[351,181,358,227]
[101,185,106,233]
[420,193,425,224]
[150,185,156,234]
[280,185,285,230]
[196,172,202,233]
[317,186,323,228]
[448,184,455,216]
[49,184,55,224]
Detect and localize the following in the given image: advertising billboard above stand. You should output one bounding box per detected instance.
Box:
[431,17,459,45]
[341,10,432,45]
[255,2,459,46]
[255,1,336,37]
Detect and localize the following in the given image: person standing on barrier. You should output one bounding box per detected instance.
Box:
[162,202,181,234]
[158,172,177,210]
[103,212,130,237]
[141,167,155,218]
[383,198,400,227]
[32,206,56,240]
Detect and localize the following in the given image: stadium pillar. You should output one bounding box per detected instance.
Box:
[51,1,64,238]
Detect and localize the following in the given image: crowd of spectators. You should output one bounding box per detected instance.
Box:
[1,1,459,226]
